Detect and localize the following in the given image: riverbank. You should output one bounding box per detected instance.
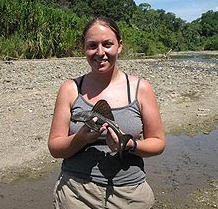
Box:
[0,57,218,208]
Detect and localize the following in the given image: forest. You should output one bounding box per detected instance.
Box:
[0,0,218,59]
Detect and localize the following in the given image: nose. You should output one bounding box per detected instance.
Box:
[96,44,105,56]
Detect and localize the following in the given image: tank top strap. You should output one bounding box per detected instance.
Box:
[73,75,85,94]
[124,73,131,104]
[135,77,141,100]
[124,73,141,104]
[74,73,139,104]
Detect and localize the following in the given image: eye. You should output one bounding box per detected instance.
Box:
[103,41,113,48]
[86,42,97,49]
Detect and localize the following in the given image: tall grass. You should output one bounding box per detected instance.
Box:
[0,0,88,59]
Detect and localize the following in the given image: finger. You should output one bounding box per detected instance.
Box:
[80,122,98,133]
[77,124,101,144]
[92,117,98,122]
[106,127,119,152]
[108,142,118,152]
[106,135,115,147]
[89,117,107,133]
[99,123,108,132]
[107,127,118,142]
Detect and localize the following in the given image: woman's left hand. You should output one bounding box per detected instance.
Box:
[106,127,119,152]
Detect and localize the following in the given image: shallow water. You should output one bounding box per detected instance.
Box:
[146,125,218,207]
[172,54,218,64]
[0,127,218,209]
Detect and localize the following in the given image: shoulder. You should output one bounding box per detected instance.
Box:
[127,74,153,92]
[59,79,77,93]
[138,78,154,93]
[56,79,79,106]
[126,74,140,88]
[135,77,157,108]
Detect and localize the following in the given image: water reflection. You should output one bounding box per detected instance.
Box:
[145,126,218,205]
[1,127,218,209]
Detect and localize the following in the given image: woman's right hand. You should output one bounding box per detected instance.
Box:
[75,117,107,145]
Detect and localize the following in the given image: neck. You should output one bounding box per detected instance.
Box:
[81,68,124,102]
[88,68,121,87]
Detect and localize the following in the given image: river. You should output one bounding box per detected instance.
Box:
[0,53,218,208]
[1,126,218,209]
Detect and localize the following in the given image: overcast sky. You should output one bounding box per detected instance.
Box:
[134,0,218,22]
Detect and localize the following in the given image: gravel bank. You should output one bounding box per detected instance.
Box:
[0,57,218,208]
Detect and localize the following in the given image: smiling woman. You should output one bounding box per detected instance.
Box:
[48,16,166,209]
[82,17,123,75]
[84,24,122,74]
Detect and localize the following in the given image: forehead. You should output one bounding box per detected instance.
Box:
[85,23,117,40]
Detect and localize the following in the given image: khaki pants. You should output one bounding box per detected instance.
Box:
[53,172,154,209]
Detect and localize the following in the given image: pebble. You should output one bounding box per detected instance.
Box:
[0,57,217,180]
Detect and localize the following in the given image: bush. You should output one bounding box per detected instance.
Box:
[0,0,86,59]
[204,35,218,50]
[0,34,27,59]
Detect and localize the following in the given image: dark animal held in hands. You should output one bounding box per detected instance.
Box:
[71,99,134,159]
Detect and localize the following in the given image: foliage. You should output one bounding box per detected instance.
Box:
[69,0,136,22]
[200,10,218,37]
[204,35,218,50]
[0,0,87,59]
[0,0,218,59]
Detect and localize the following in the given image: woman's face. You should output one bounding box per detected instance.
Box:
[84,23,122,74]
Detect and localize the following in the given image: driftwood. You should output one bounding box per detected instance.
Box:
[161,49,172,60]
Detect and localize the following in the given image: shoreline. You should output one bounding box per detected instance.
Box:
[1,57,217,179]
[0,57,218,208]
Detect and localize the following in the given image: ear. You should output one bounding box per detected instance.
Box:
[118,40,123,54]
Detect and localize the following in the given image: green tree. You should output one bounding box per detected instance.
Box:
[200,10,218,37]
[69,0,136,22]
[1,0,218,59]
[204,35,218,50]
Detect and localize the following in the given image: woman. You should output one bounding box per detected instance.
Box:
[48,16,166,209]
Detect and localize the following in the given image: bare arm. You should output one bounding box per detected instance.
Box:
[134,78,166,157]
[107,79,166,157]
[48,80,105,159]
[107,78,166,157]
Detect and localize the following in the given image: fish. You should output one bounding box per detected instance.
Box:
[71,99,133,159]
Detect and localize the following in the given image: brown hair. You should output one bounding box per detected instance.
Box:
[82,16,122,45]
